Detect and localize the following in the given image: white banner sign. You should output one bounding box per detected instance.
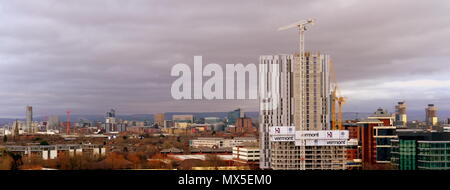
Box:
[270,135,295,142]
[295,130,349,140]
[269,126,295,135]
[295,139,348,146]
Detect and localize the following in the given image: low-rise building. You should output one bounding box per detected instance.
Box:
[189,137,257,149]
[232,146,260,169]
[172,115,194,123]
[232,146,260,162]
[3,144,105,160]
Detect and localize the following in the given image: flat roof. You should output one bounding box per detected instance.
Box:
[357,119,383,124]
[418,141,450,143]
[168,154,233,161]
[194,137,225,140]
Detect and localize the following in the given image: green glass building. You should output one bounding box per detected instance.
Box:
[391,139,416,170]
[391,129,450,170]
[417,141,450,170]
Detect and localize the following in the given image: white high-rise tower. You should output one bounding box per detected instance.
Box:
[259,53,344,170]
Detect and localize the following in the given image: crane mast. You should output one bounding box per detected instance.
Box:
[338,97,345,130]
[278,19,314,170]
[329,59,345,131]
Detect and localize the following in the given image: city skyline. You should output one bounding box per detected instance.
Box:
[1,0,450,117]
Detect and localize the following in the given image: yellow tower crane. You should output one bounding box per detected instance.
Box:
[329,60,345,130]
[338,97,345,130]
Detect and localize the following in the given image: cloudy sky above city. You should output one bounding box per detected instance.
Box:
[1,0,450,117]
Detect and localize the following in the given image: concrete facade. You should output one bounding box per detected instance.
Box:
[259,53,346,170]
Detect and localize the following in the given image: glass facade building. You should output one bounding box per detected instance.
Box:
[417,141,450,170]
[391,139,416,170]
[227,108,243,125]
[374,126,397,163]
[391,130,450,170]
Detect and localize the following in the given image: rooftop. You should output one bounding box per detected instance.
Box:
[396,129,450,141]
[369,108,393,118]
[168,154,233,161]
[357,119,383,124]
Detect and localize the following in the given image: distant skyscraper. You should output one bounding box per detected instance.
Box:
[47,115,60,131]
[425,104,438,126]
[106,109,116,118]
[12,119,21,137]
[154,113,165,127]
[26,106,33,133]
[395,101,407,127]
[105,109,117,133]
[227,108,244,125]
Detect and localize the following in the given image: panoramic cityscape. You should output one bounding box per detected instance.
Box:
[1,0,450,173]
[1,102,449,170]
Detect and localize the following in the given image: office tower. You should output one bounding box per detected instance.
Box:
[105,109,117,133]
[227,108,244,125]
[12,120,21,136]
[47,115,60,131]
[26,106,33,133]
[154,113,165,127]
[260,53,345,170]
[425,104,438,126]
[395,101,407,127]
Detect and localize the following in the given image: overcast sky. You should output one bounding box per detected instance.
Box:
[1,0,450,117]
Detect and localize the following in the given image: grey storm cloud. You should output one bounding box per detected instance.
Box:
[1,0,450,117]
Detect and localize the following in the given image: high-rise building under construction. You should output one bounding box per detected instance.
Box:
[425,104,438,126]
[395,101,407,127]
[259,53,346,170]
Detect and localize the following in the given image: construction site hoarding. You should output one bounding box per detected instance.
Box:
[270,135,295,142]
[295,130,349,140]
[269,126,295,136]
[295,139,348,146]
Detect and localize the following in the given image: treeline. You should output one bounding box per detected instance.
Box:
[0,135,188,170]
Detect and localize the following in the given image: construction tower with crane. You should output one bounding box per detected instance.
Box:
[259,19,348,170]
